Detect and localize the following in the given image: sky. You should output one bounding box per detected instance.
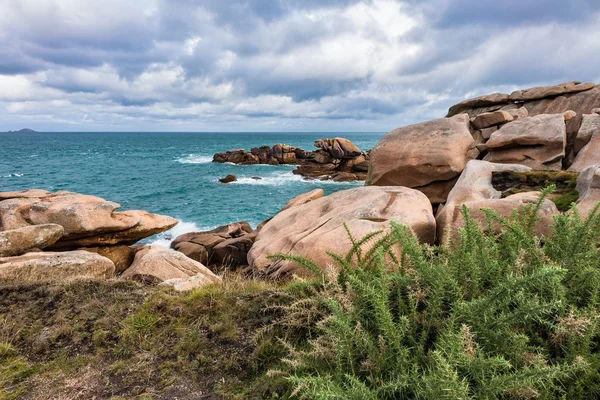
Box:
[1,0,599,132]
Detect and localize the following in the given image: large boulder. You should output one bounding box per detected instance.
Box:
[438,195,559,246]
[121,245,221,285]
[574,113,600,154]
[509,81,595,102]
[483,114,567,170]
[447,82,598,118]
[171,222,254,268]
[80,245,135,274]
[0,224,64,257]
[367,114,478,203]
[447,93,510,117]
[436,160,562,245]
[436,160,522,241]
[471,110,513,130]
[50,211,178,249]
[574,165,600,218]
[314,138,362,159]
[20,192,140,238]
[0,250,115,282]
[281,189,324,211]
[247,186,436,279]
[569,129,600,172]
[0,190,177,248]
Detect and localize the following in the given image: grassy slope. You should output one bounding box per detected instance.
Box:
[0,275,291,400]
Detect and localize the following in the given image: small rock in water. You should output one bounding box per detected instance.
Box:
[251,176,262,180]
[219,174,237,183]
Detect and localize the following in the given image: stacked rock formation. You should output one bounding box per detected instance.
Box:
[171,222,256,270]
[293,138,370,181]
[213,137,370,181]
[0,189,220,290]
[247,81,600,278]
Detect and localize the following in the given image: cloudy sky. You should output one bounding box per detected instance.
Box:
[1,0,599,132]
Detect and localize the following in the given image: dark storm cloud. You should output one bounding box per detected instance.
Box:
[0,0,599,131]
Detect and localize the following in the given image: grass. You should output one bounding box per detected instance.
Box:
[0,274,291,399]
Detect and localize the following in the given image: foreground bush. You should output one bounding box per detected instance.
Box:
[271,190,600,399]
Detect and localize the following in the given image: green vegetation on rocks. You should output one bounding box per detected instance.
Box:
[492,170,580,211]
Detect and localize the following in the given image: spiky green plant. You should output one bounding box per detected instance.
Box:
[267,189,600,399]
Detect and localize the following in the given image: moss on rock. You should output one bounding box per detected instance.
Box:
[492,170,580,211]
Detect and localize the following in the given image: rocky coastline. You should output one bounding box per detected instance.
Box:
[213,137,370,181]
[2,80,600,286]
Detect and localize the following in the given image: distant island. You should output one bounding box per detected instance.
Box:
[5,128,37,133]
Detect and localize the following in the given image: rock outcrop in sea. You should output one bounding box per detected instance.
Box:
[213,137,370,181]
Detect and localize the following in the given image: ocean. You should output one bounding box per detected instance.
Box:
[0,132,384,244]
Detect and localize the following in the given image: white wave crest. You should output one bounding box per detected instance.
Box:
[230,172,364,186]
[2,173,23,178]
[148,219,215,247]
[176,154,213,164]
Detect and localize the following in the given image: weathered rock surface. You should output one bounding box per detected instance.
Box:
[80,245,135,274]
[436,160,532,244]
[439,196,559,246]
[293,138,369,180]
[367,113,477,203]
[0,190,177,248]
[248,186,436,279]
[447,82,598,118]
[509,81,595,102]
[171,222,254,268]
[0,189,52,200]
[471,110,513,130]
[569,130,600,172]
[121,245,220,284]
[575,113,600,154]
[0,250,115,282]
[213,144,305,165]
[313,138,362,159]
[281,189,325,211]
[51,211,178,249]
[0,224,64,257]
[575,165,600,218]
[447,93,510,117]
[484,114,567,170]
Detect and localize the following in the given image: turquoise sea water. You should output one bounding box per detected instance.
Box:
[0,132,384,243]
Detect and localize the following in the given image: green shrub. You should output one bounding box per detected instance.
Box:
[269,190,600,399]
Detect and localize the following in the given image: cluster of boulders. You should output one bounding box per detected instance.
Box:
[0,190,221,291]
[243,81,600,278]
[171,222,256,271]
[213,137,370,182]
[292,138,370,181]
[4,81,600,285]
[213,144,306,165]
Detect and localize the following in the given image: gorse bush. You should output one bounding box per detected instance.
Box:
[268,188,600,399]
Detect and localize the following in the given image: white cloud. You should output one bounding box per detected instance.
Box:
[0,0,599,131]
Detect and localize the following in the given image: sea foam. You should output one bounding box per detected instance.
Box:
[176,154,214,164]
[147,219,216,247]
[230,172,363,186]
